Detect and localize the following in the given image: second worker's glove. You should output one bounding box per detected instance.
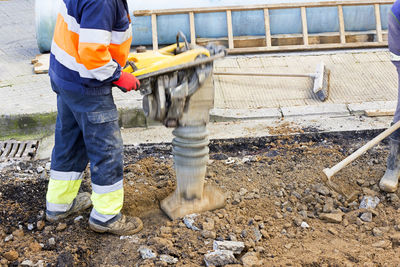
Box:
[113,72,140,92]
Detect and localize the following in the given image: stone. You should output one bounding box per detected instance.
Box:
[3,250,19,261]
[260,229,269,239]
[56,223,67,231]
[45,162,51,171]
[37,166,45,173]
[241,252,263,267]
[360,212,373,223]
[27,224,34,231]
[359,196,380,209]
[37,221,45,231]
[314,184,330,196]
[372,228,383,237]
[48,237,56,246]
[253,227,262,242]
[239,188,248,196]
[323,197,334,213]
[12,229,24,238]
[183,214,200,231]
[43,226,53,234]
[202,218,215,231]
[301,222,310,228]
[74,216,83,223]
[29,241,42,252]
[204,250,236,267]
[138,246,157,259]
[274,212,283,219]
[319,213,343,223]
[160,226,172,235]
[148,237,173,251]
[159,254,178,265]
[328,228,338,235]
[372,240,391,248]
[293,217,302,227]
[213,240,245,254]
[254,215,262,221]
[4,234,13,242]
[21,260,35,266]
[202,230,216,239]
[390,233,400,246]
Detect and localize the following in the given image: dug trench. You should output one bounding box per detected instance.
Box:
[1,126,400,266]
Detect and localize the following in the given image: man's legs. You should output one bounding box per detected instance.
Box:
[47,85,142,234]
[46,82,91,220]
[380,13,400,192]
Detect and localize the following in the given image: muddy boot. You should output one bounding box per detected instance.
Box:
[46,192,92,222]
[160,126,226,220]
[89,214,143,235]
[379,138,400,192]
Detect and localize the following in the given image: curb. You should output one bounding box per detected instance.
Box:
[0,101,396,140]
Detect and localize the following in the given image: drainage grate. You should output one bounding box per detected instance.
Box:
[0,140,39,161]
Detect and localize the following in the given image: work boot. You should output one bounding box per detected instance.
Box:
[379,138,400,192]
[89,214,143,235]
[46,192,92,222]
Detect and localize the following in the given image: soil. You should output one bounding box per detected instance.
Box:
[1,125,400,266]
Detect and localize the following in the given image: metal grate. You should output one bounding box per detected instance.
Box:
[0,140,39,161]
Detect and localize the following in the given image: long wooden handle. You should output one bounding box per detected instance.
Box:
[323,120,400,179]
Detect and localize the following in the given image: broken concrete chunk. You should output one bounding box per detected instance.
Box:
[204,250,236,267]
[183,214,200,231]
[359,196,380,210]
[360,212,373,223]
[319,213,343,223]
[138,246,157,260]
[213,240,245,254]
[159,254,178,264]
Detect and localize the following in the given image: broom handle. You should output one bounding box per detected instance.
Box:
[323,120,400,179]
[213,71,315,78]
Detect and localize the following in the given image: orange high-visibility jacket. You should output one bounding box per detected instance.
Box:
[49,0,132,95]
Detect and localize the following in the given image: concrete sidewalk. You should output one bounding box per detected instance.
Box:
[1,0,399,140]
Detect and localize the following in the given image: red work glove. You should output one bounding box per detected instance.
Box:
[113,72,140,92]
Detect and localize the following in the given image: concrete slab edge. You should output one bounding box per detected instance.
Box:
[2,100,397,140]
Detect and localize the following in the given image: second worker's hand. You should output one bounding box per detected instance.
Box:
[113,72,140,92]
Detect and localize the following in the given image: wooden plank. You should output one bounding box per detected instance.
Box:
[226,10,234,49]
[226,41,387,54]
[189,11,196,45]
[32,53,50,74]
[374,4,383,42]
[264,8,272,47]
[365,109,395,117]
[338,5,346,44]
[301,7,309,45]
[134,0,394,16]
[151,14,158,50]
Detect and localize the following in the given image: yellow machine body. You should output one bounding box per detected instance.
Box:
[123,43,211,77]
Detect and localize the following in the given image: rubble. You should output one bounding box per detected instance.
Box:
[204,250,236,266]
[213,240,245,254]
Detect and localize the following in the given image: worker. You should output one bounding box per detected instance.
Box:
[380,1,400,193]
[45,0,143,235]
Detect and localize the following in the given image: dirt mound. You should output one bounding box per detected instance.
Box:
[1,129,400,266]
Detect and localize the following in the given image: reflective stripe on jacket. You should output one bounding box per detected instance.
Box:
[49,0,132,95]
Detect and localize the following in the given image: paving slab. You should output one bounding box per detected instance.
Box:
[210,108,282,121]
[348,101,397,116]
[281,104,350,117]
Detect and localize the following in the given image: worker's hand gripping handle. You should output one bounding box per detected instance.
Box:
[113,72,141,92]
